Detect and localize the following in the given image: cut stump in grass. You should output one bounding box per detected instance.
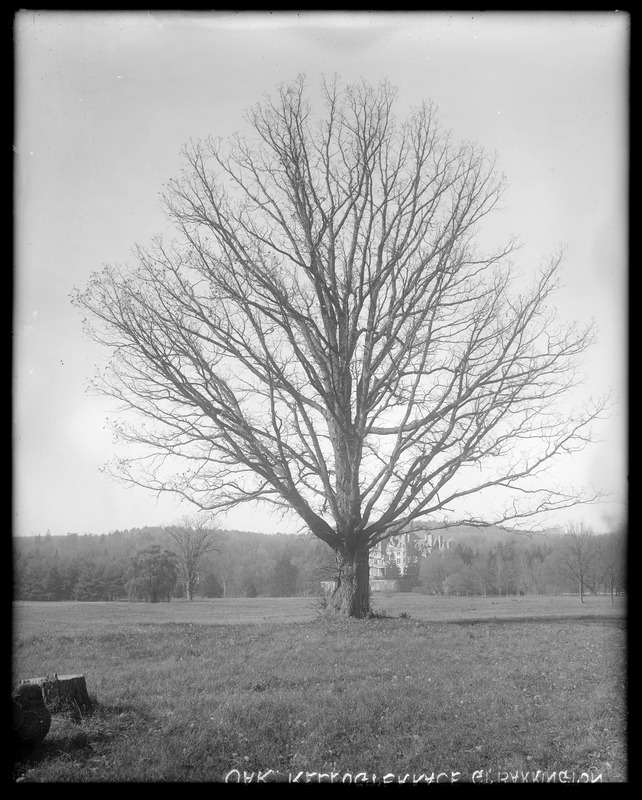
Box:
[12,683,51,749]
[20,674,93,718]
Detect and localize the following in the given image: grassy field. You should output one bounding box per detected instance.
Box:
[12,595,627,783]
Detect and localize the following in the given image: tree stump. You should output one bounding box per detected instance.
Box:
[12,683,51,749]
[20,674,92,717]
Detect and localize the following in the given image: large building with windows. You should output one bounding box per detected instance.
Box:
[369,530,452,578]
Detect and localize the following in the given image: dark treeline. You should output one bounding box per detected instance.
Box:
[412,529,626,601]
[13,525,625,602]
[13,527,335,602]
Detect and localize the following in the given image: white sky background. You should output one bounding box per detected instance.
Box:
[14,11,628,537]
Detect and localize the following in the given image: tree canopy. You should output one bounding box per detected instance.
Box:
[73,76,605,616]
[126,545,178,603]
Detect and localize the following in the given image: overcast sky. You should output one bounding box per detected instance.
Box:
[14,11,628,537]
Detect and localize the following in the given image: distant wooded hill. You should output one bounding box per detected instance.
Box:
[13,526,334,601]
[13,523,624,601]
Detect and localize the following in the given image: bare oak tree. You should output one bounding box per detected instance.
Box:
[73,76,606,617]
[165,514,220,600]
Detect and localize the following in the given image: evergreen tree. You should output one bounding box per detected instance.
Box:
[73,562,106,601]
[244,581,258,598]
[198,571,224,598]
[270,554,299,597]
[43,563,65,601]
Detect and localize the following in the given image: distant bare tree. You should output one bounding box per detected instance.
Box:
[597,529,626,604]
[165,515,220,600]
[558,523,601,603]
[74,76,606,618]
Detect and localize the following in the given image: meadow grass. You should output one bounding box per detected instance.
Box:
[12,595,626,783]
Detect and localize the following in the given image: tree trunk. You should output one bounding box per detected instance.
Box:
[579,579,584,604]
[20,674,92,717]
[327,546,371,618]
